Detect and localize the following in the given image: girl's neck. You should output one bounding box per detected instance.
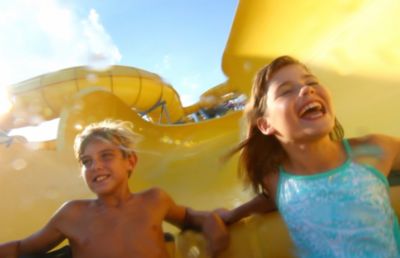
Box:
[281,136,346,175]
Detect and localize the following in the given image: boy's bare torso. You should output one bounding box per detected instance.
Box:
[57,189,171,258]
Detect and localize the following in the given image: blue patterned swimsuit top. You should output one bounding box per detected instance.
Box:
[276,139,400,258]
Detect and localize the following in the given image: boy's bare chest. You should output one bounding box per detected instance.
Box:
[67,206,165,247]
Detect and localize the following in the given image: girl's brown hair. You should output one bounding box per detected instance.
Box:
[230,56,344,194]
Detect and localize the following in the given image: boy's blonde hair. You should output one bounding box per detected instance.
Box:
[74,120,140,165]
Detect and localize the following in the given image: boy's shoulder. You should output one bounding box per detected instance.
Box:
[135,187,176,208]
[55,199,94,216]
[47,199,95,230]
[137,187,169,199]
[62,199,94,207]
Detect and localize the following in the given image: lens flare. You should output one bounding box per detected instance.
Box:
[0,87,12,115]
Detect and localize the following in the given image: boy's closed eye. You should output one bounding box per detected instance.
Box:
[81,158,92,168]
[100,152,115,161]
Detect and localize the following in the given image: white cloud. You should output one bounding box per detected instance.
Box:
[182,76,200,90]
[0,0,121,87]
[180,94,196,106]
[178,74,202,106]
[82,9,122,70]
[154,54,172,72]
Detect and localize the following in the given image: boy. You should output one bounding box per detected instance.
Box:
[0,120,228,258]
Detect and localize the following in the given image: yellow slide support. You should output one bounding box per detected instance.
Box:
[1,0,400,257]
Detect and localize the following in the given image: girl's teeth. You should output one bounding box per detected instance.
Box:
[300,102,322,117]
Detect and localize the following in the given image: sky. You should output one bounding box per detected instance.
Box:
[0,0,238,106]
[0,0,238,141]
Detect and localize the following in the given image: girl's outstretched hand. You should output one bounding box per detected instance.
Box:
[202,212,230,258]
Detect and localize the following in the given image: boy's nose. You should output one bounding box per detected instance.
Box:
[92,160,104,170]
[299,85,316,96]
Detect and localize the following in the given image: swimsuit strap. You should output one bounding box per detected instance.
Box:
[342,138,352,157]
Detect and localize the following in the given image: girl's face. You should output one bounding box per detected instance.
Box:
[258,64,335,143]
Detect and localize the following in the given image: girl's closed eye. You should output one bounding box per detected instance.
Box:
[277,84,294,97]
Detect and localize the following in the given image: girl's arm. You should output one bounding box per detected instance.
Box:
[216,193,277,225]
[351,134,400,176]
[385,136,400,171]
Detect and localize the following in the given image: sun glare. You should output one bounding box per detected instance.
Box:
[0,87,12,115]
[9,118,59,142]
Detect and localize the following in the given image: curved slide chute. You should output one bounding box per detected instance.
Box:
[1,65,188,131]
[1,0,400,257]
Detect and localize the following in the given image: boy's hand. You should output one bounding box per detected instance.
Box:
[212,208,233,225]
[202,212,229,258]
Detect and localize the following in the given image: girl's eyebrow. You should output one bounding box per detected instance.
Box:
[302,74,317,80]
[278,74,317,86]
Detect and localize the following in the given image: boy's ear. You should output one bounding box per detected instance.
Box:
[256,117,275,135]
[128,153,138,170]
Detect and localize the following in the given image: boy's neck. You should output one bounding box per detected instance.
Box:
[282,136,346,175]
[95,188,134,208]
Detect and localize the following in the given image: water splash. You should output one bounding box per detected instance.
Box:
[11,158,27,171]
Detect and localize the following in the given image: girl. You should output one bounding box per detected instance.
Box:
[220,56,400,257]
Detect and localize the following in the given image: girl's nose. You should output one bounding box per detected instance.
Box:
[299,85,316,96]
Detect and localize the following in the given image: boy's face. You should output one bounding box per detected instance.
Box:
[79,139,136,195]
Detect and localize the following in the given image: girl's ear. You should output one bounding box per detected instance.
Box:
[257,117,275,135]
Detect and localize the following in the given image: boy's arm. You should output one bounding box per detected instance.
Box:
[18,221,65,255]
[0,204,68,258]
[0,225,64,258]
[159,189,223,230]
[216,193,277,225]
[159,189,229,257]
[0,241,20,258]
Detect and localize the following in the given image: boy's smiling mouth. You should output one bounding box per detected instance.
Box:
[93,175,110,183]
[298,101,326,119]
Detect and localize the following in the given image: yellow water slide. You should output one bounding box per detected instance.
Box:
[0,65,189,131]
[1,1,400,258]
